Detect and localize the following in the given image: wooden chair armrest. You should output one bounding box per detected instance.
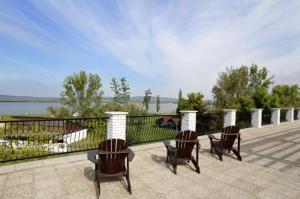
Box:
[221,133,241,136]
[97,148,129,155]
[163,140,173,148]
[208,134,220,141]
[87,150,97,164]
[175,139,199,143]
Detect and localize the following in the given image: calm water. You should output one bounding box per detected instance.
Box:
[0,102,177,115]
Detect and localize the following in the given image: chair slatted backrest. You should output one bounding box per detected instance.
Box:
[221,126,240,150]
[176,130,197,159]
[98,138,127,174]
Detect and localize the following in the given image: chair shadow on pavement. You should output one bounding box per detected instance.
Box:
[151,153,199,173]
[240,128,300,172]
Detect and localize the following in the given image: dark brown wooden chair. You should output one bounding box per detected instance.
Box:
[163,130,200,174]
[208,126,242,161]
[95,138,131,197]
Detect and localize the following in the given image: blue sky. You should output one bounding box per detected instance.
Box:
[0,0,299,98]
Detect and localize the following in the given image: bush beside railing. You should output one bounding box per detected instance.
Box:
[0,117,107,162]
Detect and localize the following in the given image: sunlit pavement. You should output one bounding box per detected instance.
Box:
[1,121,300,199]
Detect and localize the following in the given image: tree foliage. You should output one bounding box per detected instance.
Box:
[60,71,103,117]
[47,106,70,118]
[177,92,206,113]
[156,95,160,112]
[212,64,274,111]
[271,85,300,107]
[110,77,130,104]
[143,89,152,112]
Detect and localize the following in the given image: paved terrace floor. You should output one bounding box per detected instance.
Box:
[1,121,300,199]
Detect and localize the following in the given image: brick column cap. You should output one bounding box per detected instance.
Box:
[105,111,128,115]
[270,108,280,110]
[283,107,294,110]
[179,110,198,113]
[223,109,237,112]
[251,108,263,111]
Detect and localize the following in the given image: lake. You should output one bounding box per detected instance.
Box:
[0,102,177,115]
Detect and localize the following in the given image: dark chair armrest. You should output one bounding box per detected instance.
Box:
[163,140,173,148]
[221,133,241,136]
[97,148,129,155]
[87,150,97,164]
[175,139,199,143]
[208,134,220,141]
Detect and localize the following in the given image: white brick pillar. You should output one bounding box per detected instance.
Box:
[105,112,128,140]
[223,109,236,127]
[251,108,262,128]
[271,108,280,125]
[286,108,294,122]
[297,108,300,120]
[180,110,197,131]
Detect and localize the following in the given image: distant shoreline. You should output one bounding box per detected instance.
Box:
[0,100,177,104]
[0,100,60,103]
[0,95,178,104]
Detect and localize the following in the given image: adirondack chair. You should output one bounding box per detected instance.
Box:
[163,130,200,174]
[95,138,131,197]
[208,126,242,161]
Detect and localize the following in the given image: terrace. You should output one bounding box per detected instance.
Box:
[0,120,299,199]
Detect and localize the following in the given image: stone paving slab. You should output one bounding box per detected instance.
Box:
[0,121,300,199]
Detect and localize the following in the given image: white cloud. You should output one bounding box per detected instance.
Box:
[0,0,299,98]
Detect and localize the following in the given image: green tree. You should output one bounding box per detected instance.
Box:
[60,71,103,117]
[177,89,185,113]
[177,92,206,113]
[110,77,130,104]
[271,85,300,107]
[248,64,274,93]
[120,77,130,103]
[178,89,183,100]
[252,86,271,109]
[47,106,70,117]
[143,89,152,112]
[212,64,274,111]
[156,95,160,112]
[47,106,57,115]
[110,78,120,103]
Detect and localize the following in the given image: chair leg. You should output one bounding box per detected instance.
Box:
[94,164,97,181]
[232,148,242,161]
[217,152,223,161]
[125,174,132,194]
[191,157,200,174]
[173,163,177,174]
[166,150,169,163]
[95,167,100,198]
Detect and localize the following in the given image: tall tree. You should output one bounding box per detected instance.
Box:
[110,78,121,103]
[110,77,130,104]
[271,85,300,107]
[248,64,274,93]
[177,89,185,113]
[120,77,130,103]
[178,89,183,100]
[60,71,103,117]
[143,89,152,112]
[177,92,206,113]
[156,95,161,112]
[212,64,274,111]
